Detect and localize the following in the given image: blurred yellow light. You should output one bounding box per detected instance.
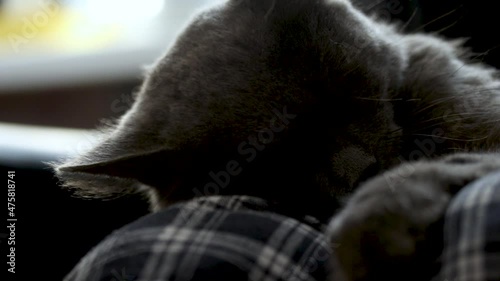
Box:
[0,0,166,56]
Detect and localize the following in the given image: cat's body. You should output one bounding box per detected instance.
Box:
[54,0,500,280]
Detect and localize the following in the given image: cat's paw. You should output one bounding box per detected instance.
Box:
[326,153,500,281]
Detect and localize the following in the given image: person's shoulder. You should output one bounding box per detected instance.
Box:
[64,196,334,281]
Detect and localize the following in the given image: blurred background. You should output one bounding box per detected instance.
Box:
[0,0,219,279]
[0,0,498,279]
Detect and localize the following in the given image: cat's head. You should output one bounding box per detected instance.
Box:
[54,0,500,216]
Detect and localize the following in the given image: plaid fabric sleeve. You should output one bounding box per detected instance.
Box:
[63,196,333,281]
[434,171,500,281]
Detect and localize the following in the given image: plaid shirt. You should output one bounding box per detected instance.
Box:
[434,172,500,281]
[64,196,333,281]
[65,174,500,281]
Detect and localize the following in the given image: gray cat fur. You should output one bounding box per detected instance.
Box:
[53,1,500,279]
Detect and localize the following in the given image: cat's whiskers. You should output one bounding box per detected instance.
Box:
[414,5,464,32]
[418,112,490,125]
[409,114,492,135]
[385,127,404,138]
[448,147,467,151]
[446,48,500,77]
[412,86,500,116]
[411,133,490,142]
[434,19,462,35]
[341,63,364,78]
[477,117,500,125]
[399,8,420,33]
[468,44,500,64]
[411,95,463,116]
[354,97,404,101]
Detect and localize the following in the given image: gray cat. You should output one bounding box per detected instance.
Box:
[53,0,500,280]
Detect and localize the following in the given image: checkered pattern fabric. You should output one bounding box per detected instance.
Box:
[64,196,333,281]
[434,172,500,281]
[64,174,500,281]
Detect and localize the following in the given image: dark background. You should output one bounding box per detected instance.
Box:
[2,0,500,280]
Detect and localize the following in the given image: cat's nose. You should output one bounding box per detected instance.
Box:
[331,146,377,190]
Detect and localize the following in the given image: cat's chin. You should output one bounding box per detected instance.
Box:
[352,162,381,190]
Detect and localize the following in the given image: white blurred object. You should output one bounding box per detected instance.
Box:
[69,0,168,43]
[0,122,99,166]
[2,0,40,16]
[0,0,224,93]
[84,0,165,24]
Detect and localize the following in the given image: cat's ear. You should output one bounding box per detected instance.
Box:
[57,149,189,186]
[52,132,192,199]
